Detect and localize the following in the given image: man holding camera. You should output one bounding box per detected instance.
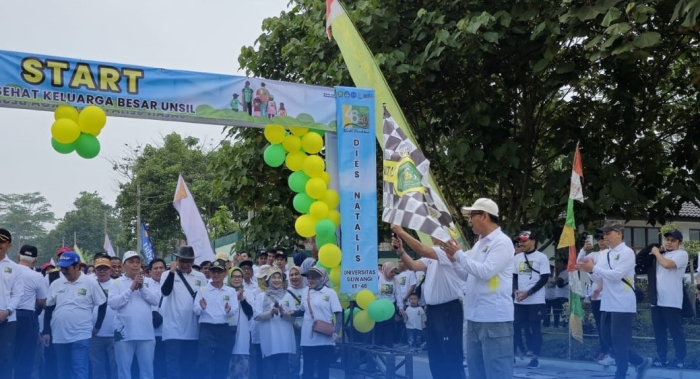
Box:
[109,251,161,379]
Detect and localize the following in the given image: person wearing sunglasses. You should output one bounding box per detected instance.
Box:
[512,231,550,369]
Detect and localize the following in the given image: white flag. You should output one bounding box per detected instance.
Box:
[104,234,117,258]
[173,175,215,264]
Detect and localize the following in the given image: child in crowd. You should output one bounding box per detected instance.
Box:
[403,293,426,353]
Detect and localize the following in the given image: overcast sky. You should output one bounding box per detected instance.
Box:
[0,0,289,223]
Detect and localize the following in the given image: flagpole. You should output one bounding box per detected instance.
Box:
[136,182,141,254]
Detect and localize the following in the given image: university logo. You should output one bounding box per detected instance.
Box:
[342,104,370,130]
[77,288,87,296]
[3,267,11,274]
[223,295,230,301]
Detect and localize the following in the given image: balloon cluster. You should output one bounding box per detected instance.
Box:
[50,105,106,159]
[262,124,343,287]
[347,289,397,333]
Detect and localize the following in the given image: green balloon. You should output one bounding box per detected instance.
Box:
[288,171,310,193]
[51,138,75,154]
[344,307,360,323]
[368,298,395,322]
[263,144,285,167]
[316,234,336,247]
[74,133,100,159]
[315,219,336,239]
[293,193,314,214]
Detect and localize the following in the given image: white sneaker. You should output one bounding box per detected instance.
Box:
[598,355,616,366]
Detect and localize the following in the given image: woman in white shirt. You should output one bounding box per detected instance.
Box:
[228,266,257,379]
[254,267,296,379]
[286,266,307,379]
[375,261,403,347]
[288,267,342,379]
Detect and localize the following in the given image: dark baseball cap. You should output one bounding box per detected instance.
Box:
[596,220,624,233]
[663,230,683,242]
[0,229,11,243]
[19,245,38,258]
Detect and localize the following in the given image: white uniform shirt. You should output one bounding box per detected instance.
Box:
[299,286,341,347]
[555,271,569,299]
[287,285,307,329]
[109,276,161,341]
[395,271,416,307]
[194,283,240,325]
[404,305,426,330]
[513,251,550,305]
[16,265,47,311]
[160,270,207,341]
[378,276,403,309]
[47,272,107,343]
[145,278,163,337]
[455,227,514,323]
[254,291,296,357]
[92,278,116,338]
[232,288,257,355]
[418,248,464,305]
[0,256,23,322]
[655,249,689,309]
[590,242,636,313]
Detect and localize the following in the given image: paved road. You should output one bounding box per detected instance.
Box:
[330,354,700,379]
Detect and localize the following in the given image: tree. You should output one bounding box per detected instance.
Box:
[40,192,121,264]
[112,133,233,256]
[227,0,700,242]
[0,192,55,256]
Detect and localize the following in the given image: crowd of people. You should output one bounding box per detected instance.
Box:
[0,197,692,379]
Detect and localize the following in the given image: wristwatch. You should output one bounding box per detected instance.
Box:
[7,309,13,316]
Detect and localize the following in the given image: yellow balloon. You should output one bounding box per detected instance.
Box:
[285,151,307,172]
[301,132,324,154]
[327,210,341,227]
[320,171,331,185]
[78,105,107,135]
[294,215,317,238]
[319,244,342,268]
[51,118,81,144]
[305,178,327,200]
[356,289,375,310]
[282,135,302,152]
[264,124,286,144]
[302,155,325,178]
[54,105,79,122]
[322,190,340,209]
[354,310,376,333]
[330,267,340,286]
[309,201,329,220]
[289,126,309,136]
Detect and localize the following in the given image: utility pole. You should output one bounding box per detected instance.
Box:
[104,213,107,235]
[73,231,76,247]
[136,182,141,254]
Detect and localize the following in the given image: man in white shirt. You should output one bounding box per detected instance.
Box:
[89,256,118,379]
[0,229,23,379]
[649,230,688,369]
[391,223,466,379]
[512,231,550,369]
[147,258,167,379]
[581,233,612,363]
[14,245,47,379]
[577,220,652,379]
[160,246,207,379]
[443,198,514,379]
[109,251,161,379]
[43,251,108,379]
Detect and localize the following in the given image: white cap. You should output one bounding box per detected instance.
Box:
[122,251,142,263]
[461,198,499,217]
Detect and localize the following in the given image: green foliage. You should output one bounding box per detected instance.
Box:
[112,133,235,257]
[208,205,238,240]
[40,192,120,264]
[232,0,700,242]
[0,192,55,258]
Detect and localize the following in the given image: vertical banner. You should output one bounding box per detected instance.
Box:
[336,86,377,299]
[140,220,156,264]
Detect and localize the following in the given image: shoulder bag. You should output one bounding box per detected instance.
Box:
[307,289,334,337]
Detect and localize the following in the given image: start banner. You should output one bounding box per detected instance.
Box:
[0,50,337,131]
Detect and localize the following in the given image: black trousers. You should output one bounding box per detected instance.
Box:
[650,305,686,361]
[513,304,543,356]
[263,353,289,379]
[302,345,333,379]
[601,312,643,379]
[164,339,198,379]
[14,310,38,379]
[154,337,166,379]
[197,324,235,379]
[426,299,464,379]
[0,320,17,379]
[374,315,395,347]
[591,300,610,354]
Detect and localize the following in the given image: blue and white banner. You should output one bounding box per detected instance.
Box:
[336,86,377,299]
[0,50,337,131]
[140,220,156,264]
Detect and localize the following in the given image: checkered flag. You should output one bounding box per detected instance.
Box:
[382,109,453,242]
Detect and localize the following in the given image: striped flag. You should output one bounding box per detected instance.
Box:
[72,243,87,264]
[557,144,584,342]
[382,108,453,242]
[325,0,464,245]
[173,175,215,264]
[104,234,117,258]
